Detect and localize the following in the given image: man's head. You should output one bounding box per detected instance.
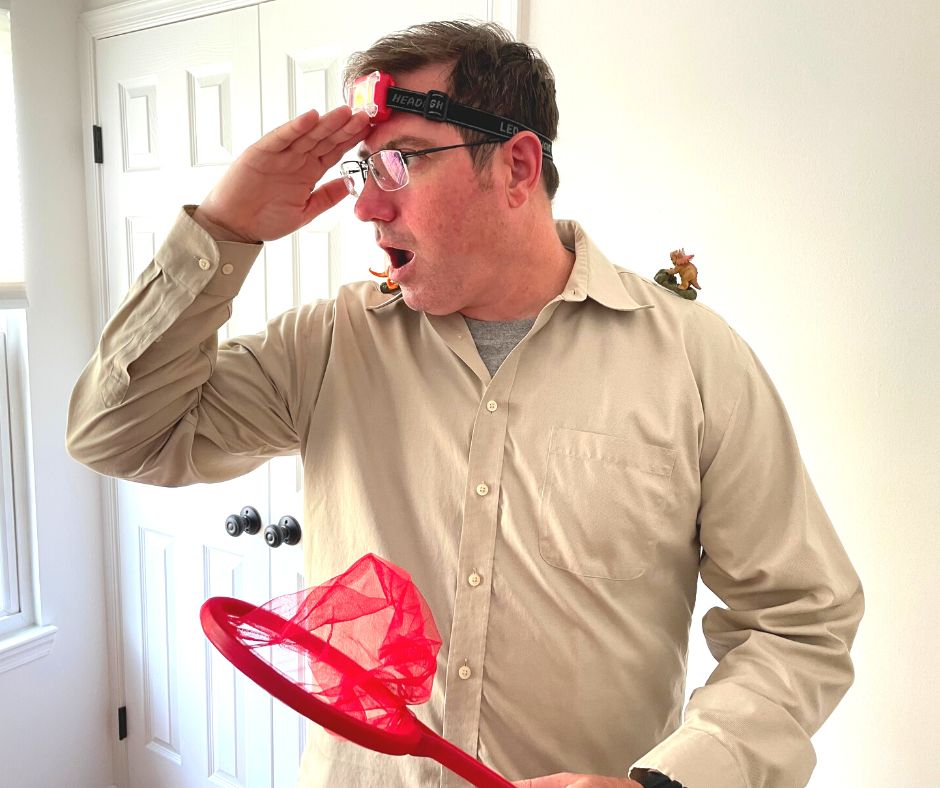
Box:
[344,21,560,200]
[341,22,568,319]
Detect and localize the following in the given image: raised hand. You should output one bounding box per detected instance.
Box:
[194,105,371,243]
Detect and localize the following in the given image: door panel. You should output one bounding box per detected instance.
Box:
[97,9,272,787]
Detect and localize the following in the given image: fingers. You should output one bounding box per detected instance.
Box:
[257,107,320,153]
[292,112,369,194]
[258,104,358,154]
[301,177,352,224]
[316,120,371,172]
[295,107,370,156]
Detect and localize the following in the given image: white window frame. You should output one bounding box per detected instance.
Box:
[0,4,56,672]
[0,318,19,619]
[0,297,55,672]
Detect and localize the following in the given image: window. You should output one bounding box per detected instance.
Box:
[0,6,54,669]
[0,310,28,630]
[0,328,17,617]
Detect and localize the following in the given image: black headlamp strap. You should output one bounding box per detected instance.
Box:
[385,86,554,161]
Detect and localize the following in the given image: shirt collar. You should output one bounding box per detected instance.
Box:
[367,220,656,314]
[554,220,655,312]
[366,290,405,311]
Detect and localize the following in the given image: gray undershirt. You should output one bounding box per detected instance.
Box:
[463,316,537,377]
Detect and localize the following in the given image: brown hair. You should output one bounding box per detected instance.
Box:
[344,20,560,199]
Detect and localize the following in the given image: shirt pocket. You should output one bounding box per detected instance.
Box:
[539,427,677,580]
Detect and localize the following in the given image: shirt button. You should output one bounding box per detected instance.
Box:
[221,263,234,275]
[485,400,498,412]
[468,572,482,587]
[475,483,489,497]
[458,664,472,680]
[197,257,211,270]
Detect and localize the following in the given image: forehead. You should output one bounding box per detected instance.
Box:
[358,63,462,155]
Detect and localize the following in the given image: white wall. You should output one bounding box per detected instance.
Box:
[529,1,939,784]
[0,0,112,786]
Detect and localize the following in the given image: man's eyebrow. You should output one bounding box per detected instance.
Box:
[357,135,435,160]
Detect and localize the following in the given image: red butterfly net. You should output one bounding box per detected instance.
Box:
[201,553,512,787]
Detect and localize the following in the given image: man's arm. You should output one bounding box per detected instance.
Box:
[67,105,371,484]
[518,339,864,788]
[630,338,864,787]
[67,207,289,484]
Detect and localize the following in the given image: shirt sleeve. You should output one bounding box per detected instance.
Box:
[630,335,864,788]
[66,205,334,486]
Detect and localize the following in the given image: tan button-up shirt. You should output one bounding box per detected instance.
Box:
[67,207,863,788]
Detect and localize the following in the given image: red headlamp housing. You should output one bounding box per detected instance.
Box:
[348,70,396,123]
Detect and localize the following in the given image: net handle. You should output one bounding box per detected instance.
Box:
[200,597,513,786]
[412,722,516,787]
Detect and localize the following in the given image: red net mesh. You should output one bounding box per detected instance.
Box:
[231,553,441,734]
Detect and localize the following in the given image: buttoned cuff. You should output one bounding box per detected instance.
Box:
[155,206,262,298]
[630,726,746,788]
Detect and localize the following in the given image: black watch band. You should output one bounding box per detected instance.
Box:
[638,772,684,788]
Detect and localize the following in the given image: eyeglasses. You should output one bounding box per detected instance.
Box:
[340,140,502,197]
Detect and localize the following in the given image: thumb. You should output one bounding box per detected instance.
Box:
[302,177,351,224]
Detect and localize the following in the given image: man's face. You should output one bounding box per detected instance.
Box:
[352,64,508,316]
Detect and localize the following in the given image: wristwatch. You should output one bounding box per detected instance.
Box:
[638,771,684,788]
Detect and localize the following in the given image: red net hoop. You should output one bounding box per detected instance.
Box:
[200,553,512,787]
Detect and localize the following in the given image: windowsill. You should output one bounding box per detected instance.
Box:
[0,283,27,309]
[0,624,57,674]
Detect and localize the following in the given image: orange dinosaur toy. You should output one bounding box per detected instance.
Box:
[665,248,700,291]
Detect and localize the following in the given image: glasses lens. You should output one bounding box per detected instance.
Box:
[370,150,409,191]
[340,163,361,197]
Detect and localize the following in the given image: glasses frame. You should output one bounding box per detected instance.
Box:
[341,139,502,197]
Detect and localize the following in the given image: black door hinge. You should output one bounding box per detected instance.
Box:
[117,705,127,740]
[93,125,103,164]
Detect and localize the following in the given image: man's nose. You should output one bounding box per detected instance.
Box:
[353,176,396,224]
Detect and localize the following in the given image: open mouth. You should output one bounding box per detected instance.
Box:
[386,247,416,270]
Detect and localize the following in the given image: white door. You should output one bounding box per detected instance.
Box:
[96,9,278,787]
[94,1,510,786]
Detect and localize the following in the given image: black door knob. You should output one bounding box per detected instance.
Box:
[264,515,302,548]
[225,506,262,537]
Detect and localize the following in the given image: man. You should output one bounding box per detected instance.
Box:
[67,21,863,788]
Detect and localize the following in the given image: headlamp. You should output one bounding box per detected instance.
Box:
[348,70,396,122]
[347,70,553,160]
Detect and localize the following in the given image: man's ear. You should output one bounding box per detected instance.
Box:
[502,131,544,208]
